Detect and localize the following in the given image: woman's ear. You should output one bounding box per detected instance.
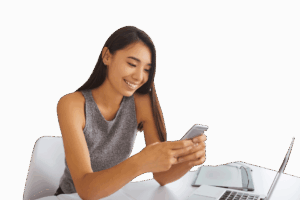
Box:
[102,47,111,65]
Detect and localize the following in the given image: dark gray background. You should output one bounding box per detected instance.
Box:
[1,1,299,199]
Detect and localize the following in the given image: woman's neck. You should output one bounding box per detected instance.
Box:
[91,80,123,110]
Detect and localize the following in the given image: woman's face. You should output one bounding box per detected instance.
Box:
[104,41,152,96]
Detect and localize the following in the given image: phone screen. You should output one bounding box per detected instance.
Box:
[181,124,208,140]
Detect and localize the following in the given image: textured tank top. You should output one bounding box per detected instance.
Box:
[58,89,138,194]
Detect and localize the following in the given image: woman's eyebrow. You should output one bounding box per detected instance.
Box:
[127,56,152,67]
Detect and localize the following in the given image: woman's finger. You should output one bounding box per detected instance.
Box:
[177,148,205,163]
[193,134,207,143]
[189,155,206,166]
[176,141,205,163]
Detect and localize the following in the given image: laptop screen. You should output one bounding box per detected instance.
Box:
[264,137,295,200]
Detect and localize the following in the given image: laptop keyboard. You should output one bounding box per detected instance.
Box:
[219,190,259,200]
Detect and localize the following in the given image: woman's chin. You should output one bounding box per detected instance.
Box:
[122,89,135,97]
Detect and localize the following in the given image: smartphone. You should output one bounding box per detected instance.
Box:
[180,124,209,140]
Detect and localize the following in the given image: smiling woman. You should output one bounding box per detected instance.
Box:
[101,41,152,97]
[55,26,168,199]
[76,26,165,139]
[54,25,205,200]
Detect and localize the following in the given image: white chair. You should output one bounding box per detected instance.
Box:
[24,136,66,200]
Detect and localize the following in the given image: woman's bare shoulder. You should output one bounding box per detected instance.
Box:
[57,91,86,116]
[58,91,85,105]
[57,91,86,128]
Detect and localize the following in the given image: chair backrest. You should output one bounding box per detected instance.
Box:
[23,136,66,200]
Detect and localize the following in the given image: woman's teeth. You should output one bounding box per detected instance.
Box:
[125,79,137,89]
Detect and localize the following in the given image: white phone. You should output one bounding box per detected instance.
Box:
[180,124,209,140]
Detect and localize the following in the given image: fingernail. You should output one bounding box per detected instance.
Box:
[194,143,199,146]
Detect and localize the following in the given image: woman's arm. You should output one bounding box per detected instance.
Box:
[153,161,193,186]
[137,93,193,186]
[81,153,146,200]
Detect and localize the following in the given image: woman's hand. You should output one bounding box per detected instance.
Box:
[177,134,207,166]
[138,140,195,173]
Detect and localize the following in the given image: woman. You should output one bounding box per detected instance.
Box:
[54,26,206,199]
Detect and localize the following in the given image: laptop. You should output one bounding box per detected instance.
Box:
[188,137,295,200]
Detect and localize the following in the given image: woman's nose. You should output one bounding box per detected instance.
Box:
[132,67,144,82]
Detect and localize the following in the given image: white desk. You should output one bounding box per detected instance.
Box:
[121,161,300,200]
[37,161,300,200]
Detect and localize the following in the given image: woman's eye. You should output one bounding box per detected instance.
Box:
[128,62,136,67]
[128,62,150,73]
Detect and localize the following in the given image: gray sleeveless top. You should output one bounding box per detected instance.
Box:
[58,89,138,194]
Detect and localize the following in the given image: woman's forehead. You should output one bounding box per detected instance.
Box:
[118,42,151,61]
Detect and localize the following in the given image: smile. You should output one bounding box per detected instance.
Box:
[124,79,138,89]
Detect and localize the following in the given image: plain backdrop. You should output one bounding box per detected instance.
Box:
[1,1,299,199]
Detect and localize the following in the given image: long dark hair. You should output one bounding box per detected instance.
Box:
[75,26,166,142]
